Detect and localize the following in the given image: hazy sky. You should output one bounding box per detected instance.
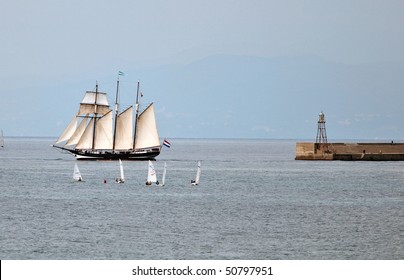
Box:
[1,0,404,137]
[2,0,403,79]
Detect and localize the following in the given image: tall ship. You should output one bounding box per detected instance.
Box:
[53,79,161,160]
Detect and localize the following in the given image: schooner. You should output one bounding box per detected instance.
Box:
[53,79,161,160]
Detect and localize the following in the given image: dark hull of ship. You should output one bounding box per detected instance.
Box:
[54,146,160,160]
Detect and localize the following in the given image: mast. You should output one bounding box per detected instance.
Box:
[91,82,99,150]
[0,130,4,148]
[133,81,140,150]
[112,78,120,150]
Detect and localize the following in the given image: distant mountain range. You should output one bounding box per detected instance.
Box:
[2,54,404,140]
[143,54,404,140]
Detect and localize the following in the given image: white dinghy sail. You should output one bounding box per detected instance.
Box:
[146,160,158,185]
[161,163,167,186]
[0,130,4,149]
[160,162,167,186]
[115,159,125,183]
[73,163,84,182]
[191,161,201,185]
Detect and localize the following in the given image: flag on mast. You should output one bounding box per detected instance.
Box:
[118,71,126,76]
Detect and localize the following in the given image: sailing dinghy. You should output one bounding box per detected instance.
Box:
[53,80,161,160]
[160,162,167,186]
[115,159,125,183]
[73,163,84,182]
[146,160,159,185]
[0,130,4,149]
[191,161,201,185]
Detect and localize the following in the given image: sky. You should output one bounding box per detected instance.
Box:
[1,0,404,139]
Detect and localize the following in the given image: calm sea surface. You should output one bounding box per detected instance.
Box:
[0,138,402,259]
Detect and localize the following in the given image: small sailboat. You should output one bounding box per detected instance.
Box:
[115,159,125,183]
[158,162,167,186]
[146,160,159,186]
[0,130,4,149]
[73,163,84,182]
[191,161,201,185]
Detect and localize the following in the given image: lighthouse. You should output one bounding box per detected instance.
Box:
[316,111,328,144]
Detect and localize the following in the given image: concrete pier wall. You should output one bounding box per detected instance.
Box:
[296,142,404,160]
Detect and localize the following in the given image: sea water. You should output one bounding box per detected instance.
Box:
[0,138,402,259]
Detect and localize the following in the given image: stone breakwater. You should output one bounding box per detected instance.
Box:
[296,142,404,160]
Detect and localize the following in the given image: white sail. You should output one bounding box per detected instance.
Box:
[147,160,157,183]
[135,103,160,150]
[0,130,4,149]
[94,110,113,149]
[73,163,83,181]
[75,111,113,150]
[78,91,110,115]
[65,116,88,146]
[56,117,77,144]
[76,118,95,149]
[0,130,4,148]
[120,159,125,181]
[192,161,201,185]
[161,162,167,186]
[195,161,201,184]
[114,106,133,150]
[116,159,125,183]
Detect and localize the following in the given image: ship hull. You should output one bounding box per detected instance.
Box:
[53,145,160,160]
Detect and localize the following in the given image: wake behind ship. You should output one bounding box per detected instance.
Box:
[53,79,161,160]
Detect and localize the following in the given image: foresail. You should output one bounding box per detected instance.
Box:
[135,103,160,150]
[76,118,95,149]
[56,117,77,144]
[65,116,88,146]
[94,110,113,150]
[115,106,133,150]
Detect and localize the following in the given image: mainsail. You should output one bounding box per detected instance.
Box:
[192,161,201,185]
[115,159,125,183]
[134,103,160,150]
[161,162,167,186]
[93,110,113,149]
[147,160,157,183]
[114,106,133,150]
[195,161,201,184]
[73,163,83,181]
[53,80,161,160]
[0,130,4,148]
[119,159,125,182]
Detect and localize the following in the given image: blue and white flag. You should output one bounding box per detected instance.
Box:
[118,71,126,76]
